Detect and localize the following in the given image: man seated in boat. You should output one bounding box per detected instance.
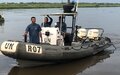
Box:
[55,16,67,33]
[41,15,53,27]
[24,17,43,44]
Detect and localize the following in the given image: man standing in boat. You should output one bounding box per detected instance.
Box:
[55,16,67,33]
[24,17,42,44]
[41,15,53,27]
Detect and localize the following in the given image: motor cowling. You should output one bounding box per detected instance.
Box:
[87,29,100,40]
[77,28,87,39]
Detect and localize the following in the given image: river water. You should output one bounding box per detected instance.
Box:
[0,8,120,75]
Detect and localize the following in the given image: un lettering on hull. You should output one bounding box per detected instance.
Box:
[0,41,19,53]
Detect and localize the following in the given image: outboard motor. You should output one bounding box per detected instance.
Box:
[77,28,87,39]
[87,29,100,40]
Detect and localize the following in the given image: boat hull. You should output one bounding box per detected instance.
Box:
[0,41,111,60]
[0,38,112,67]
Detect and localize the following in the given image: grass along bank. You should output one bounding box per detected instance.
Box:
[0,2,120,9]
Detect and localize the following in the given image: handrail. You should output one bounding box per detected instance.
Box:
[41,13,77,16]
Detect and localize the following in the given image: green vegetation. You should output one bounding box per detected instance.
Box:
[79,3,120,7]
[0,2,64,9]
[0,2,120,9]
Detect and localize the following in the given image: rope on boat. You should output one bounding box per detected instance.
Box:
[72,37,117,50]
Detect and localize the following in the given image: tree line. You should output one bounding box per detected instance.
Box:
[0,2,120,9]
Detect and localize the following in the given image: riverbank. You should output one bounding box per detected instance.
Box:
[0,2,120,9]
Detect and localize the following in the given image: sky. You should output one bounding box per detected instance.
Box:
[0,0,120,3]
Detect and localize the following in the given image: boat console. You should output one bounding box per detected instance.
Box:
[41,27,64,46]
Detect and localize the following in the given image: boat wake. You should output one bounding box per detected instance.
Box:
[104,33,120,50]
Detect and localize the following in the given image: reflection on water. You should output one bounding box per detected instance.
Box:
[8,50,113,75]
[0,22,5,33]
[0,22,4,26]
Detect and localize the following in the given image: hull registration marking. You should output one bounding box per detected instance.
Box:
[26,45,42,54]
